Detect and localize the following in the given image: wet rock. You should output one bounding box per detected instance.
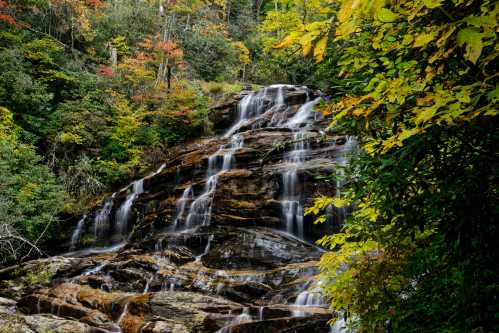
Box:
[220,315,330,333]
[199,227,321,270]
[150,291,241,331]
[1,85,349,333]
[23,314,95,333]
[139,319,189,333]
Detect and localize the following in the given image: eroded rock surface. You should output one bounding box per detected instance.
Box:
[0,85,353,332]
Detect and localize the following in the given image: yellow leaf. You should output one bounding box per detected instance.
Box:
[314,36,328,63]
[398,127,421,142]
[273,31,300,49]
[376,8,398,23]
[413,30,439,48]
[456,27,492,64]
[300,31,321,57]
[338,0,360,23]
[423,0,443,8]
[414,106,438,124]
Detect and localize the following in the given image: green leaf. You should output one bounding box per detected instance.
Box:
[456,27,490,64]
[423,0,443,9]
[464,15,496,29]
[414,106,438,124]
[486,86,499,103]
[377,8,399,23]
[413,30,439,48]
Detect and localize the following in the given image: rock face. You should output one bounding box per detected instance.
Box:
[0,85,355,332]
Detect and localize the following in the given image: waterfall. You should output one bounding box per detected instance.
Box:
[83,261,108,276]
[143,274,154,294]
[224,88,273,138]
[286,97,321,128]
[181,85,283,230]
[70,215,86,250]
[73,85,326,247]
[275,84,288,105]
[172,185,194,229]
[180,87,287,230]
[184,175,218,227]
[293,290,325,317]
[330,318,347,333]
[116,179,144,235]
[216,307,252,333]
[280,98,321,238]
[183,134,244,228]
[195,234,214,262]
[116,302,129,328]
[332,136,358,225]
[330,312,358,333]
[151,163,166,176]
[94,193,116,239]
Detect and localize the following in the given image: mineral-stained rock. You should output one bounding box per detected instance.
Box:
[1,86,348,333]
[0,311,95,333]
[23,314,95,333]
[139,319,190,333]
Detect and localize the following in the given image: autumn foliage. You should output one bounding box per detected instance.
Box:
[0,0,16,25]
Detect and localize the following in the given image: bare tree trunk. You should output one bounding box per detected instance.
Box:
[156,14,176,86]
[110,47,118,69]
[167,65,172,90]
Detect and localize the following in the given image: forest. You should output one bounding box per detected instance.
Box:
[0,0,497,332]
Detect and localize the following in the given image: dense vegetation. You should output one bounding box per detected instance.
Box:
[274,0,498,332]
[1,0,498,332]
[0,0,275,263]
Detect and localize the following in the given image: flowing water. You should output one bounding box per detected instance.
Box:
[293,289,326,317]
[70,215,86,250]
[63,85,356,332]
[94,193,116,239]
[281,98,322,238]
[172,185,194,229]
[116,179,144,236]
[183,134,244,228]
[80,85,314,245]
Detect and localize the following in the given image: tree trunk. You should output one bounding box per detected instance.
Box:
[167,65,172,90]
[110,47,118,69]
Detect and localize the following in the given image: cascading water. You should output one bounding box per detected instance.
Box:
[223,87,273,138]
[94,193,116,239]
[70,215,86,250]
[180,88,276,229]
[281,98,321,238]
[196,234,214,262]
[183,133,244,228]
[293,289,326,317]
[172,185,193,229]
[115,179,144,236]
[216,307,252,333]
[58,85,353,333]
[330,136,357,225]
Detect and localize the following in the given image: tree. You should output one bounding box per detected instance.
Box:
[275,0,499,331]
[155,39,184,90]
[0,107,67,265]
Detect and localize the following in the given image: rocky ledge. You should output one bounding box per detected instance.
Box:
[0,85,352,332]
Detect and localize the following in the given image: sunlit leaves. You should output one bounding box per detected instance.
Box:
[314,36,328,62]
[376,8,399,23]
[413,29,439,48]
[305,195,349,217]
[456,27,492,64]
[285,1,499,330]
